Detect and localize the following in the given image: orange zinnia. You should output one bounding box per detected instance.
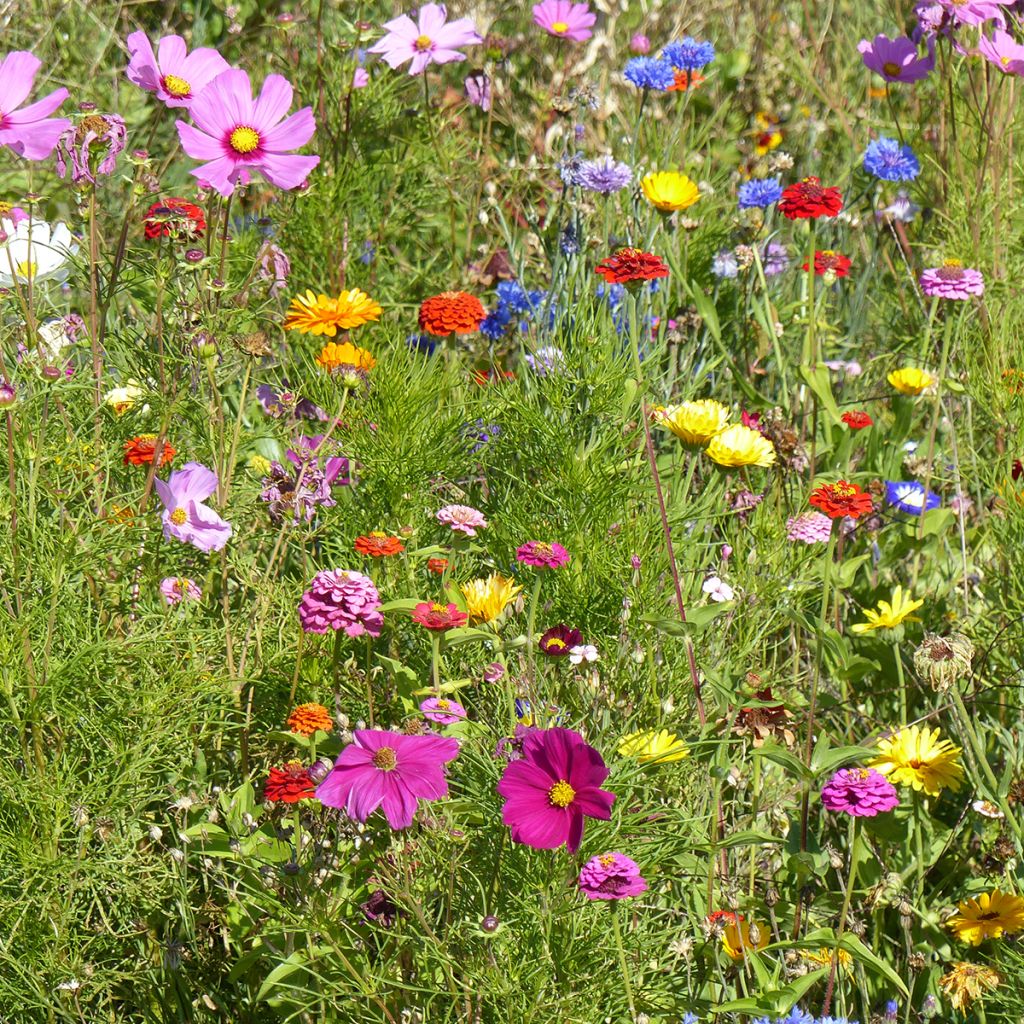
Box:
[418,291,486,336]
[315,341,376,373]
[427,557,449,575]
[354,531,405,557]
[123,434,176,467]
[287,702,333,736]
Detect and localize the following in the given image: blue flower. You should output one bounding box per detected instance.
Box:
[878,189,920,223]
[863,137,920,181]
[738,176,784,209]
[462,419,501,453]
[885,480,940,514]
[480,307,512,340]
[560,224,580,256]
[576,155,632,194]
[406,333,437,355]
[624,57,676,91]
[662,37,716,71]
[762,241,790,276]
[712,248,739,279]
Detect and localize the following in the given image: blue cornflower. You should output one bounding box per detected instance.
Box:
[596,282,625,309]
[576,155,632,194]
[712,248,739,279]
[885,480,941,515]
[662,37,716,71]
[882,1002,898,1024]
[496,281,540,315]
[738,176,784,209]
[480,305,513,340]
[462,419,501,453]
[624,57,676,91]
[560,224,580,256]
[863,137,920,181]
[359,240,376,265]
[406,333,437,356]
[559,153,585,186]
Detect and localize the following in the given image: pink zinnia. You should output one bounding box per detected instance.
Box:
[821,767,899,817]
[436,503,487,537]
[154,462,232,553]
[0,51,71,160]
[532,1,597,42]
[977,29,1024,74]
[315,730,460,829]
[298,569,383,636]
[786,511,832,545]
[578,852,648,900]
[412,601,468,631]
[858,35,934,83]
[919,262,984,299]
[368,3,482,77]
[159,576,202,605]
[125,32,230,108]
[420,696,467,724]
[496,727,615,853]
[175,69,319,197]
[516,540,571,569]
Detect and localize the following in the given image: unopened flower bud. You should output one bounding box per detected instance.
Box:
[914,633,973,690]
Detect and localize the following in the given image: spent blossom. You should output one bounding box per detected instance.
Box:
[55,113,127,184]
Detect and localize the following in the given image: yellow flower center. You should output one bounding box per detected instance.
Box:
[0,201,11,215]
[415,34,433,51]
[546,638,567,650]
[177,577,189,593]
[229,125,261,154]
[1002,56,1012,66]
[599,854,616,867]
[533,542,553,556]
[170,507,188,525]
[548,779,576,807]
[436,699,451,711]
[370,530,387,538]
[551,20,569,32]
[162,74,192,97]
[372,746,398,771]
[882,61,901,77]
[943,258,963,268]
[431,603,447,614]
[14,260,37,279]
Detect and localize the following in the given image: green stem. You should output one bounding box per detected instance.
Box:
[893,641,907,726]
[430,632,441,696]
[822,815,859,1017]
[525,574,543,689]
[610,905,637,1021]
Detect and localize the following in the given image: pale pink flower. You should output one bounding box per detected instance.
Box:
[125,32,230,108]
[160,576,202,605]
[532,0,597,42]
[368,3,482,76]
[436,503,487,537]
[0,51,71,160]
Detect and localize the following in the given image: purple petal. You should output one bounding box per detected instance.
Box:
[175,120,223,160]
[156,34,188,72]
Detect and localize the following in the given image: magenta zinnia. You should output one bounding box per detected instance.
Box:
[821,767,899,817]
[315,730,460,829]
[496,727,615,852]
[516,540,571,569]
[578,852,648,900]
[298,569,383,637]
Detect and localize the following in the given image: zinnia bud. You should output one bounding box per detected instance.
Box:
[914,632,974,690]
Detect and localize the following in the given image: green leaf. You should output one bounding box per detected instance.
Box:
[839,933,909,996]
[378,598,421,614]
[918,507,954,538]
[811,745,875,775]
[256,948,326,1002]
[642,603,732,637]
[758,741,813,781]
[699,829,783,852]
[799,363,842,421]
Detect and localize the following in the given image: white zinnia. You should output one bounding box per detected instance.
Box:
[0,217,78,288]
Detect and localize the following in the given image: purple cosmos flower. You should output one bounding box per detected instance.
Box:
[154,462,232,553]
[821,767,899,817]
[936,0,1011,26]
[496,727,615,852]
[977,29,1024,74]
[55,113,127,184]
[463,70,491,111]
[575,155,632,194]
[160,576,202,605]
[298,569,383,636]
[858,34,934,82]
[0,51,71,160]
[517,540,571,569]
[361,889,399,927]
[532,0,597,42]
[316,730,460,829]
[919,261,984,299]
[786,511,833,544]
[125,32,230,108]
[256,383,328,422]
[436,503,487,537]
[420,697,467,724]
[368,3,482,76]
[578,852,648,900]
[175,69,319,197]
[885,480,941,514]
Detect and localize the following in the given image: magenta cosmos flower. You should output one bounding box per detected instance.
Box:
[496,727,615,852]
[858,35,934,82]
[125,31,230,108]
[436,503,487,537]
[175,69,319,197]
[978,29,1024,74]
[532,1,597,42]
[578,852,648,900]
[316,730,460,829]
[919,261,984,299]
[368,3,482,76]
[0,51,71,160]
[821,767,899,817]
[298,569,383,636]
[154,462,232,553]
[159,576,202,605]
[516,540,571,569]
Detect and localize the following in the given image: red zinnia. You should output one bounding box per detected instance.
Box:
[842,411,873,430]
[354,532,405,557]
[778,176,842,220]
[668,69,704,92]
[802,250,851,277]
[412,601,469,631]
[594,248,670,286]
[472,368,516,385]
[123,434,176,467]
[809,480,874,520]
[419,291,486,336]
[426,557,449,575]
[143,198,206,240]
[264,761,316,803]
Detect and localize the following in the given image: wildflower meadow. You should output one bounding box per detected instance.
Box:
[4,1,1024,1021]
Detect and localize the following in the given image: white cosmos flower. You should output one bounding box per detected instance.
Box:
[702,576,735,602]
[0,217,78,288]
[568,644,599,665]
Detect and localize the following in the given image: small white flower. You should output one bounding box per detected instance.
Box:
[972,799,1004,819]
[37,318,75,361]
[0,217,78,288]
[568,643,598,665]
[903,440,919,454]
[56,978,82,992]
[702,576,735,602]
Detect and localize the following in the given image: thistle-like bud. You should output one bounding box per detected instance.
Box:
[914,632,974,691]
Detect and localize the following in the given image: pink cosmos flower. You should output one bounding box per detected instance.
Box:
[125,31,230,108]
[516,540,571,569]
[160,576,202,605]
[0,51,71,160]
[463,70,491,111]
[532,1,597,42]
[858,34,934,82]
[175,69,319,197]
[368,3,482,76]
[496,727,615,853]
[154,462,232,553]
[353,68,370,88]
[315,730,460,829]
[821,767,899,817]
[936,0,1011,26]
[420,696,467,724]
[436,503,487,537]
[977,29,1024,74]
[578,852,648,900]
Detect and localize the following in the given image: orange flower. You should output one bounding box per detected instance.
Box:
[418,291,486,336]
[354,531,405,557]
[809,480,874,520]
[287,703,333,737]
[315,341,376,373]
[668,69,704,92]
[427,557,449,575]
[123,434,176,467]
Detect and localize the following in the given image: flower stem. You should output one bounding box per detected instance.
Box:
[610,904,637,1021]
[822,815,859,1017]
[430,632,442,696]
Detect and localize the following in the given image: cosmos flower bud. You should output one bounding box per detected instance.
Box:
[0,378,16,409]
[913,632,974,691]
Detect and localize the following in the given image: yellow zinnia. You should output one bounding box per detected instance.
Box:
[947,889,1024,946]
[315,341,377,373]
[938,962,1001,1012]
[888,367,934,395]
[653,400,729,446]
[284,288,382,336]
[705,424,776,468]
[870,725,964,796]
[460,574,522,624]
[849,586,923,635]
[719,916,769,960]
[618,729,689,764]
[640,171,700,213]
[801,948,853,974]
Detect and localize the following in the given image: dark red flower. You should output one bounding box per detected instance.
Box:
[802,249,851,277]
[143,198,206,240]
[539,623,584,657]
[809,480,874,520]
[264,761,316,803]
[594,248,670,286]
[778,177,843,220]
[842,411,873,430]
[1013,459,1023,482]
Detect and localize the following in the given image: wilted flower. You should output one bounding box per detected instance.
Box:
[55,113,127,184]
[938,962,1001,1012]
[914,633,974,690]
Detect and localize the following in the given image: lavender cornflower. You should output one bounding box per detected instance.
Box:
[878,190,920,223]
[576,155,632,194]
[525,345,566,376]
[761,241,791,276]
[712,248,739,279]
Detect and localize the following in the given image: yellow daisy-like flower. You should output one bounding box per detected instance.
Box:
[460,574,522,624]
[653,400,729,446]
[315,341,377,373]
[849,586,923,635]
[720,917,769,960]
[801,948,853,974]
[705,424,776,468]
[938,962,1001,1012]
[888,367,934,395]
[869,725,964,796]
[947,889,1024,946]
[640,171,700,213]
[618,729,689,764]
[284,288,382,336]
[105,383,144,415]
